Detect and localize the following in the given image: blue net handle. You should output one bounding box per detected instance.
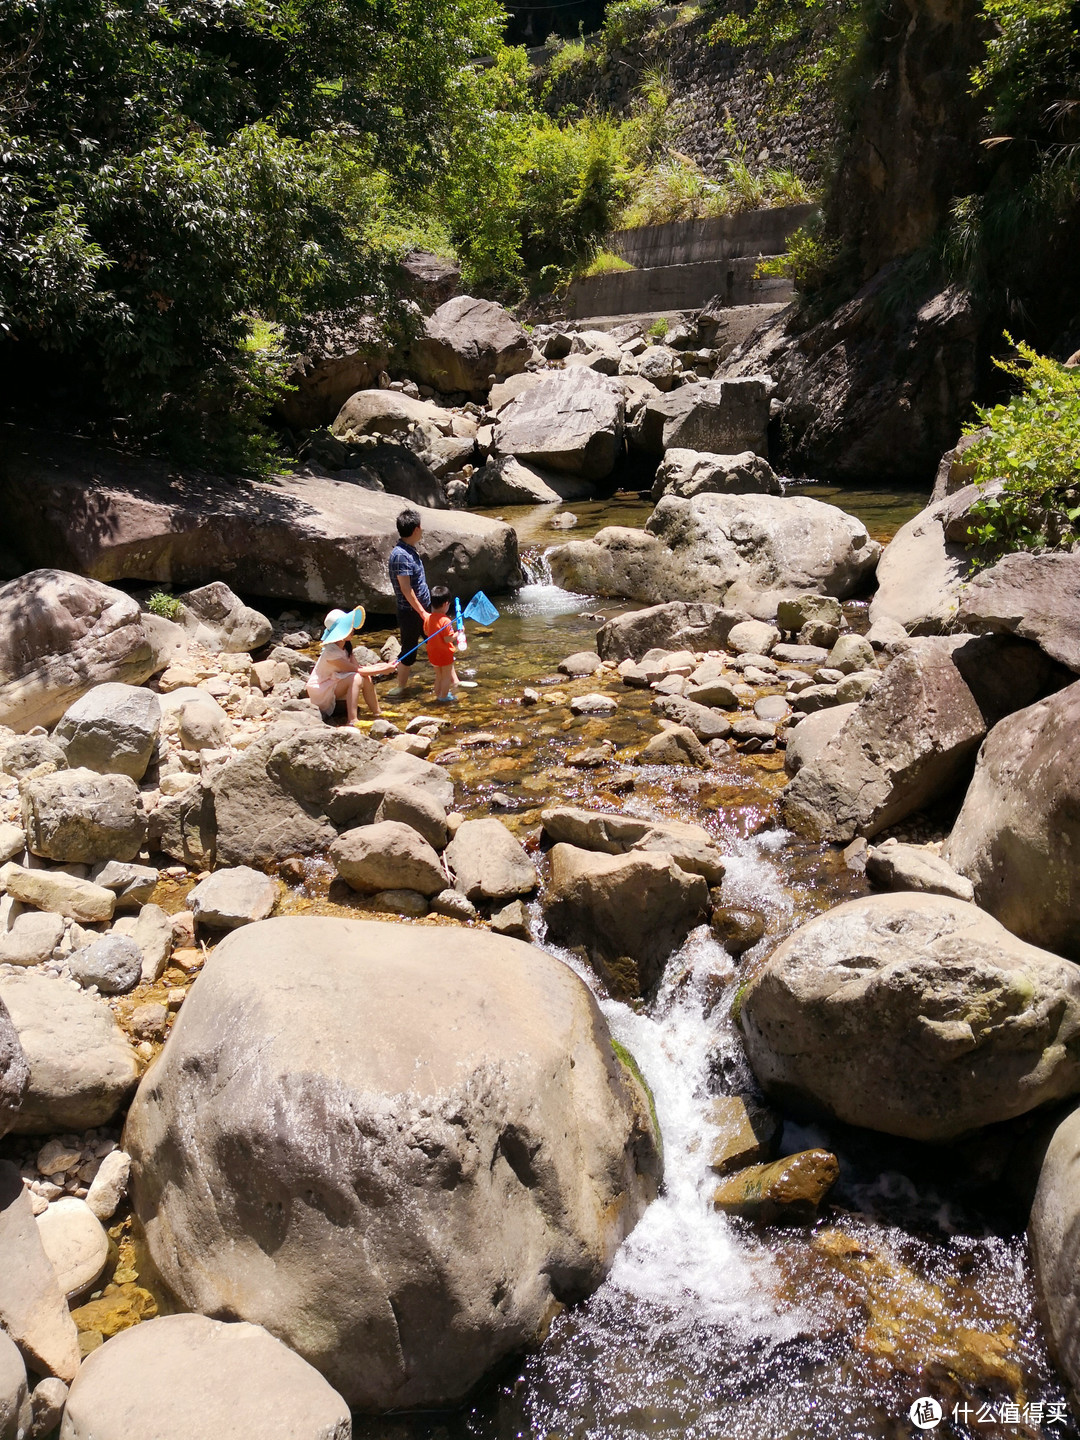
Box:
[463,591,500,625]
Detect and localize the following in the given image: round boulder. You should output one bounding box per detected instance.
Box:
[125,916,660,1409]
[59,1314,351,1440]
[21,768,146,864]
[0,1329,30,1440]
[53,683,161,781]
[740,893,1080,1141]
[186,867,278,931]
[68,935,143,994]
[36,1197,109,1298]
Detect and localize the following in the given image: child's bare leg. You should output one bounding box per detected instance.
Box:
[433,666,447,700]
[345,673,364,724]
[360,674,380,717]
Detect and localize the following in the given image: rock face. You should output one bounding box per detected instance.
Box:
[0,1000,29,1139]
[22,768,146,864]
[629,378,770,458]
[0,1161,81,1382]
[444,818,537,902]
[943,680,1080,960]
[407,295,531,394]
[868,489,978,635]
[782,635,1062,841]
[59,1314,352,1440]
[956,550,1080,674]
[650,448,781,502]
[596,602,748,662]
[740,894,1080,1141]
[543,844,708,998]
[1029,1106,1080,1409]
[550,494,878,617]
[493,370,625,480]
[174,582,272,654]
[53,683,161,780]
[0,570,155,733]
[0,449,520,613]
[125,917,660,1410]
[0,971,139,1132]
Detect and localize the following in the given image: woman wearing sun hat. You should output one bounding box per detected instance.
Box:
[306,607,395,724]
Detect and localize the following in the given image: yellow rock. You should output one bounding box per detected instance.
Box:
[70,1283,157,1339]
[712,1148,838,1222]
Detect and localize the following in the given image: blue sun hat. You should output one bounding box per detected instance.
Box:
[322,606,366,643]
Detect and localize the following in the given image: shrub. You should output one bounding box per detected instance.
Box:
[964,338,1080,557]
[577,250,636,277]
[602,0,665,51]
[756,223,838,293]
[648,318,670,339]
[147,592,182,620]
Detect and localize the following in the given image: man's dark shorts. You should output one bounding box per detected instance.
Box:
[398,609,424,668]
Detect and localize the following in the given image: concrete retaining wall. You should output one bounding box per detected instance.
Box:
[568,256,793,318]
[609,205,816,268]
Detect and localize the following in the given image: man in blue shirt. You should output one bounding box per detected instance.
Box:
[387,508,430,697]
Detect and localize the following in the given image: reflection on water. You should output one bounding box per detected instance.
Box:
[340,486,1074,1440]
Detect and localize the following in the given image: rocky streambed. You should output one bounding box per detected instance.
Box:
[0,485,1078,1439]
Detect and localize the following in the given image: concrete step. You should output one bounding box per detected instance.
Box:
[567,257,793,319]
[609,205,816,269]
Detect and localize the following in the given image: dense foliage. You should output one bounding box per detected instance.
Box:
[966,339,1080,556]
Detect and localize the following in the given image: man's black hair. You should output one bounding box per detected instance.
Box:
[429,584,451,608]
[396,509,422,539]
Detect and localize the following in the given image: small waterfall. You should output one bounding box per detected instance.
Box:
[518,546,553,586]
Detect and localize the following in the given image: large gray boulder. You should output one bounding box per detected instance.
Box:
[782,635,1062,842]
[330,388,449,440]
[540,806,725,884]
[211,717,453,868]
[956,550,1080,674]
[944,680,1080,960]
[629,378,770,458]
[0,971,139,1132]
[650,448,781,502]
[68,935,144,994]
[0,452,520,614]
[0,1000,29,1139]
[1029,1105,1080,1410]
[549,494,879,617]
[0,571,155,733]
[493,370,625,481]
[543,844,708,998]
[868,487,980,635]
[22,768,147,864]
[0,1329,30,1440]
[174,581,272,654]
[406,295,531,394]
[596,601,749,662]
[59,1315,352,1440]
[125,917,660,1409]
[444,818,538,902]
[53,683,161,781]
[0,1161,81,1383]
[741,893,1080,1141]
[330,822,446,896]
[468,456,595,507]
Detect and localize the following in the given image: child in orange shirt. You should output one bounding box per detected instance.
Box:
[423,586,461,703]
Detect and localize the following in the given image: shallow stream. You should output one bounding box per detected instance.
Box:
[321,483,1076,1440]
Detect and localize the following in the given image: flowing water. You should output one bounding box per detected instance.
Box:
[309,484,1072,1440]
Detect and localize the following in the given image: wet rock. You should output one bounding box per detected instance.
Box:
[29,1377,67,1440]
[59,1313,352,1440]
[177,696,232,752]
[0,971,139,1132]
[0,1161,81,1382]
[69,1283,155,1342]
[36,1198,109,1299]
[489,899,531,939]
[445,818,537,902]
[540,806,725,885]
[22,769,146,865]
[712,1149,839,1223]
[753,696,789,722]
[544,844,708,998]
[53,683,161,781]
[824,634,875,674]
[707,1095,781,1174]
[187,867,279,930]
[408,295,530,394]
[331,822,446,897]
[494,370,625,480]
[711,907,766,956]
[1029,1105,1080,1407]
[741,893,1080,1140]
[865,840,974,902]
[638,726,709,767]
[650,448,781,502]
[596,601,748,663]
[567,742,615,768]
[68,935,143,994]
[125,917,660,1409]
[89,861,157,910]
[558,651,603,677]
[781,635,1060,842]
[0,570,155,733]
[0,864,115,924]
[0,1321,31,1440]
[0,912,65,968]
[651,695,731,742]
[943,679,1080,959]
[429,889,477,921]
[629,377,770,458]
